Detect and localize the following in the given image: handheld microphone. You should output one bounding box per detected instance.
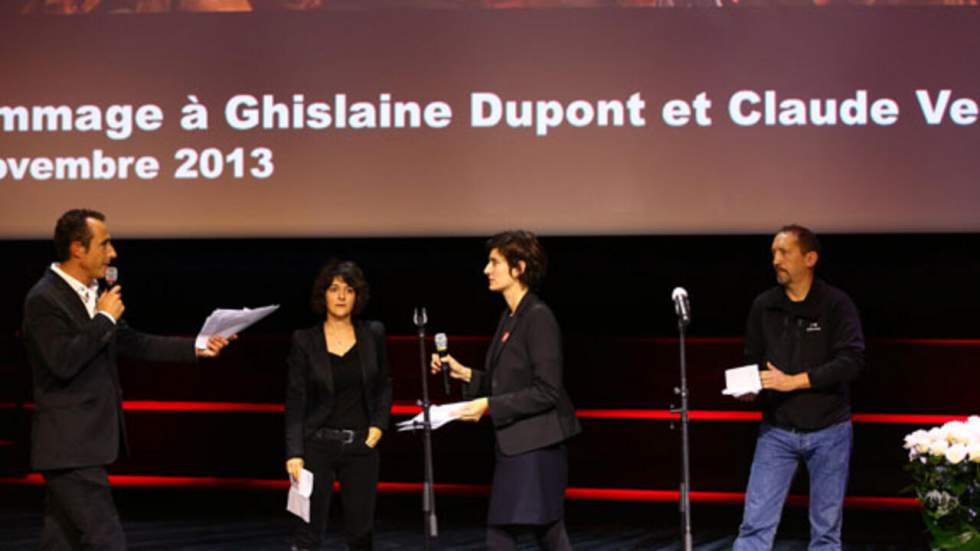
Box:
[434,332,451,394]
[671,287,691,326]
[104,266,119,290]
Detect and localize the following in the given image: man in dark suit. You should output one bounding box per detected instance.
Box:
[22,208,232,550]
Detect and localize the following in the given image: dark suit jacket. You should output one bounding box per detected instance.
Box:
[284,320,392,459]
[22,268,195,471]
[465,293,581,456]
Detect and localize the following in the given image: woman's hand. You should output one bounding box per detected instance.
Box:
[286,457,304,481]
[457,397,489,422]
[365,427,383,448]
[430,353,472,383]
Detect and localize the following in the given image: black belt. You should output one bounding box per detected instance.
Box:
[313,427,364,444]
[766,420,844,434]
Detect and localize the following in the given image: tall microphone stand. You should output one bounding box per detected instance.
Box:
[413,308,438,549]
[671,304,694,551]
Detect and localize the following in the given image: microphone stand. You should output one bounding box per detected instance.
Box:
[413,308,438,549]
[671,312,694,551]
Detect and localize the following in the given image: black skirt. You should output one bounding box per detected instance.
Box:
[487,443,567,525]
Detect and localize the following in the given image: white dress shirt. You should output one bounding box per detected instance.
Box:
[50,263,117,324]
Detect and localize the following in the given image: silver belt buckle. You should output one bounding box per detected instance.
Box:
[340,429,355,444]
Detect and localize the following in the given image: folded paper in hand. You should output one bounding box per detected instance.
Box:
[195,305,279,349]
[286,468,314,523]
[722,364,762,398]
[396,401,468,432]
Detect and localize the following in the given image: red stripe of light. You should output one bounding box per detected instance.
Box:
[390,336,980,346]
[0,402,970,425]
[575,410,763,421]
[123,401,284,412]
[873,338,980,347]
[0,474,919,510]
[851,413,972,425]
[387,336,747,345]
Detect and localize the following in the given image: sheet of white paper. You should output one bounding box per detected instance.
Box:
[195,304,279,349]
[396,401,468,432]
[286,469,314,523]
[722,363,762,397]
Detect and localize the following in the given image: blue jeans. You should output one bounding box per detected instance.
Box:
[733,420,852,551]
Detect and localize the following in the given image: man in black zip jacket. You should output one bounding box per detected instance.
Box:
[733,225,865,551]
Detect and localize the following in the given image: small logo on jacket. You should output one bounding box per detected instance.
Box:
[806,322,822,333]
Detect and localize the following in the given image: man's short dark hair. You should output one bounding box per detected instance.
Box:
[486,230,548,290]
[54,209,106,262]
[310,259,370,317]
[778,224,821,256]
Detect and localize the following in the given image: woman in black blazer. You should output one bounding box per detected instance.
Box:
[284,260,392,551]
[431,230,581,551]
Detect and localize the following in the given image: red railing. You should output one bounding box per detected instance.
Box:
[0,474,920,510]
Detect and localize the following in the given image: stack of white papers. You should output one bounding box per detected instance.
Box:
[396,402,468,432]
[722,364,762,398]
[195,305,279,349]
[286,469,314,523]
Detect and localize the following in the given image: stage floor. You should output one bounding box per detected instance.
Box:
[0,488,928,550]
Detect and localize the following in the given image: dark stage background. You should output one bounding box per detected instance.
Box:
[4,6,980,548]
[1,233,977,517]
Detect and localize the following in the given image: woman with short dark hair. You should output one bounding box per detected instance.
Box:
[432,230,581,551]
[284,260,391,551]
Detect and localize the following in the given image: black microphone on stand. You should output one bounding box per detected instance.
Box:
[671,287,691,326]
[670,286,694,551]
[434,333,451,395]
[413,307,438,548]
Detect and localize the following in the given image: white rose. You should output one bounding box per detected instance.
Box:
[944,421,972,445]
[904,429,931,455]
[945,444,968,464]
[903,430,918,449]
[930,438,950,456]
[969,443,980,463]
[967,417,980,442]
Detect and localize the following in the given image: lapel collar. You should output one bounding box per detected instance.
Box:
[354,321,373,387]
[487,292,536,370]
[311,325,334,393]
[45,269,92,325]
[484,309,508,372]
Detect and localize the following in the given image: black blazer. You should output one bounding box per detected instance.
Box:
[284,320,392,459]
[465,293,581,456]
[22,268,195,471]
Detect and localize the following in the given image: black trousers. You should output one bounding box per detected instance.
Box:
[40,466,126,551]
[292,433,379,551]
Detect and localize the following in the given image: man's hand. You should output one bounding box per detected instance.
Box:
[759,362,810,392]
[430,353,472,383]
[457,397,489,422]
[195,335,237,358]
[286,457,304,481]
[96,286,125,320]
[365,427,383,448]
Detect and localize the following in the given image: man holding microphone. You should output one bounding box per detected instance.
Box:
[22,208,233,550]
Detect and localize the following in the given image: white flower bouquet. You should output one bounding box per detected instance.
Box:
[904,416,980,550]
